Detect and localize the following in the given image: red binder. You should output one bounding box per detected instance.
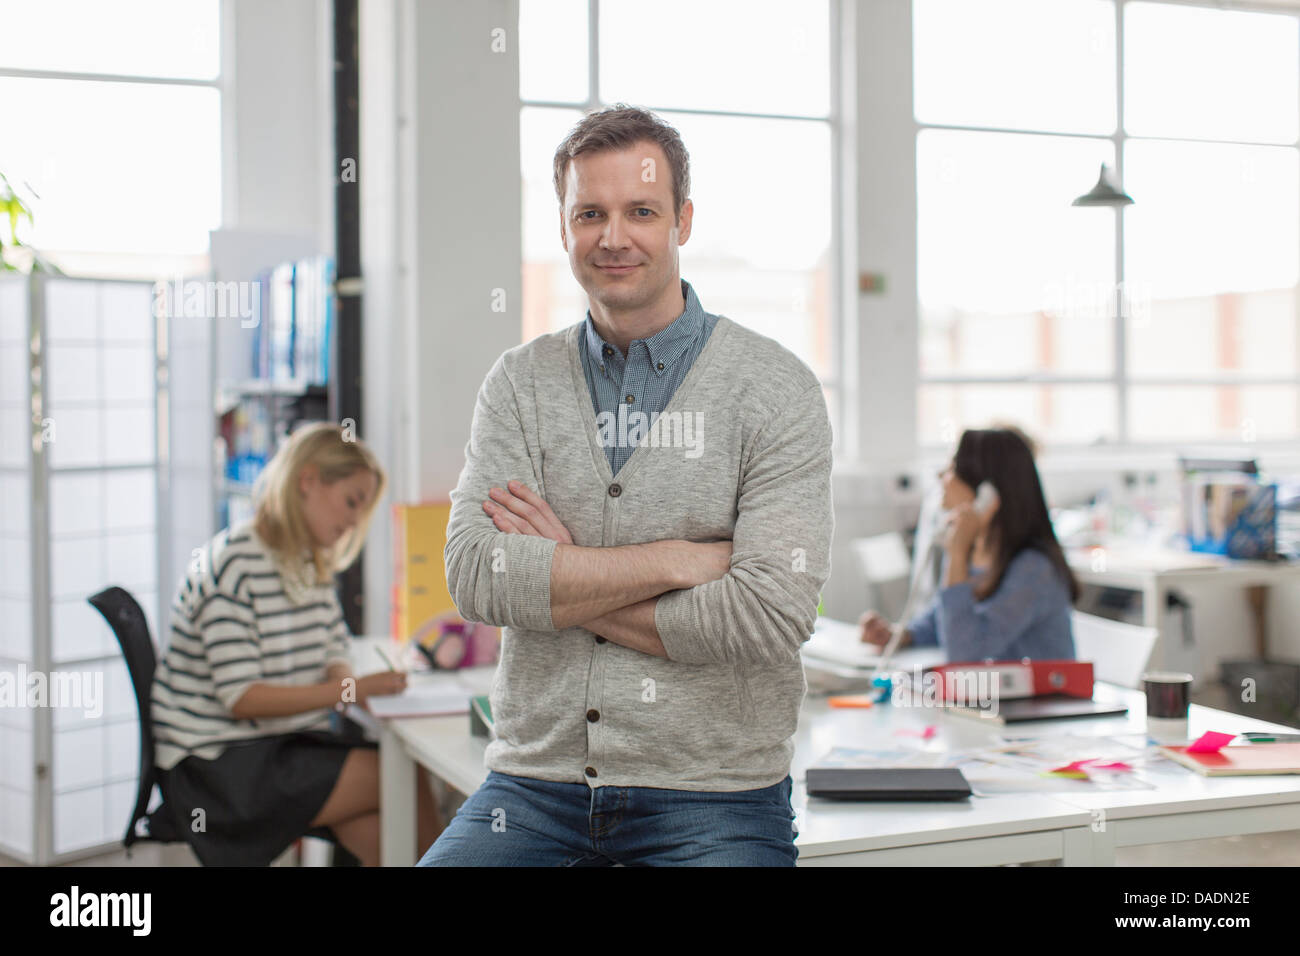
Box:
[927,660,1094,701]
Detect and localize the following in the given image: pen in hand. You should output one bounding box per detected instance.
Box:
[358,646,408,710]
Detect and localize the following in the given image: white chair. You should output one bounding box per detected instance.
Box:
[851,532,912,583]
[1071,610,1158,689]
[850,532,912,620]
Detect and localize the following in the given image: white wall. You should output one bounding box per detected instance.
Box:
[358,0,402,639]
[358,0,521,637]
[820,0,923,622]
[226,0,333,255]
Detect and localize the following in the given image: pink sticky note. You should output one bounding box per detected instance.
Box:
[895,725,938,739]
[1087,761,1133,772]
[1186,731,1236,753]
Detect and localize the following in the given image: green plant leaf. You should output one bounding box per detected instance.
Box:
[0,170,48,273]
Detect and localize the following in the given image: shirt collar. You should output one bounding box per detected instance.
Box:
[583,279,706,379]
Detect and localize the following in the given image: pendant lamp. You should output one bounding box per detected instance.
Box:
[1072,163,1134,207]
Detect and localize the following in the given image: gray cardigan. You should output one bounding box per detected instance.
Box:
[445,313,834,791]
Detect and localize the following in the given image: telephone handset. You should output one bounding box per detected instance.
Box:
[972,481,999,518]
[875,479,1000,678]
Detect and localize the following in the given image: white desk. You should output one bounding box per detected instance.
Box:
[355,639,1300,867]
[1067,545,1300,669]
[788,691,1092,866]
[1023,682,1300,866]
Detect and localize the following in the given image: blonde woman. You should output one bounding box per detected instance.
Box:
[151,422,441,865]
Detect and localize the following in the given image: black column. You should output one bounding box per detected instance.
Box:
[333,0,364,635]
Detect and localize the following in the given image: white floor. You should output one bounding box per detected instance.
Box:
[5,831,1299,867]
[0,839,315,867]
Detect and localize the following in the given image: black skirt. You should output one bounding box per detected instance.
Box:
[157,716,378,866]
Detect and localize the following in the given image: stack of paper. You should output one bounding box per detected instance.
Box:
[364,672,476,719]
[802,618,882,671]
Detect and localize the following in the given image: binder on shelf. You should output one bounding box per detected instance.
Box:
[220,253,336,529]
[392,503,457,642]
[247,254,334,387]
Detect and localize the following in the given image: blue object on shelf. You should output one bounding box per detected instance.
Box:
[1186,483,1276,559]
[225,454,267,485]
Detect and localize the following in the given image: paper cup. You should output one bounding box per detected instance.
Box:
[1142,671,1192,742]
[1142,671,1193,719]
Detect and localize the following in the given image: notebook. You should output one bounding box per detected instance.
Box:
[802,617,882,670]
[805,768,972,801]
[946,695,1128,725]
[1160,742,1300,776]
[364,671,475,718]
[365,689,470,718]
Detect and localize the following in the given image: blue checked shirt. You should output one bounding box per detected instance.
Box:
[578,278,718,475]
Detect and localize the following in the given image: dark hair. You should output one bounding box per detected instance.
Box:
[952,428,1079,604]
[552,103,691,223]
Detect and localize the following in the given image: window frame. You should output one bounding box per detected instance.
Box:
[518,0,847,452]
[914,0,1300,454]
[0,0,228,277]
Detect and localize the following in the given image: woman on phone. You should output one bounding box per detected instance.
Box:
[859,428,1078,662]
[152,422,441,865]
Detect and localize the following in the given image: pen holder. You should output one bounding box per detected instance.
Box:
[870,674,893,704]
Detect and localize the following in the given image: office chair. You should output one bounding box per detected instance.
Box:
[88,585,358,865]
[1070,610,1159,689]
[87,586,185,855]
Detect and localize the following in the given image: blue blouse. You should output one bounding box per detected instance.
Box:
[906,547,1075,662]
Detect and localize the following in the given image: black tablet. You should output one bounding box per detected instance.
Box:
[805,767,973,801]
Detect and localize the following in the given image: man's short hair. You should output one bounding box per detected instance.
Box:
[552,103,691,224]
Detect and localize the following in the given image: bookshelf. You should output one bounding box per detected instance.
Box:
[213,255,335,530]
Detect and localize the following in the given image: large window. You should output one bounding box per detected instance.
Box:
[915,0,1300,449]
[519,0,840,439]
[0,0,222,276]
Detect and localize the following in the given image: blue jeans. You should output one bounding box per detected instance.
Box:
[418,770,798,867]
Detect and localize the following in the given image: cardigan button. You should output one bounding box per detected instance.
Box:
[586,709,600,722]
[608,483,622,498]
[585,766,598,778]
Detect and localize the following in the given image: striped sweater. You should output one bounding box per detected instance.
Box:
[151,521,352,770]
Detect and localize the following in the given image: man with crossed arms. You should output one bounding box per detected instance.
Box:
[418,105,833,867]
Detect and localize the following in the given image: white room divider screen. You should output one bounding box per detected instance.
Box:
[0,273,211,863]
